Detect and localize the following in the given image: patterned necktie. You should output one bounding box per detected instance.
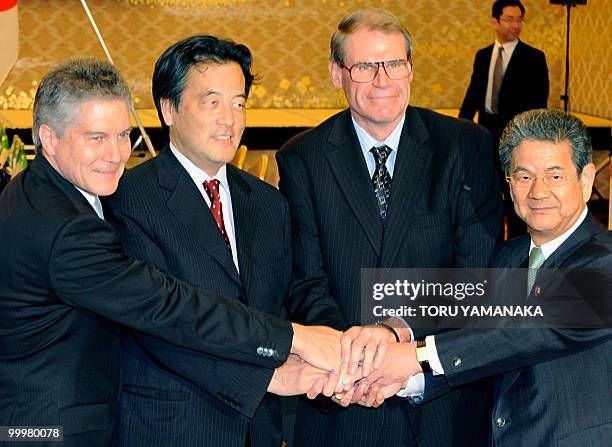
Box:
[203,179,232,253]
[491,46,504,114]
[527,246,545,294]
[370,145,392,226]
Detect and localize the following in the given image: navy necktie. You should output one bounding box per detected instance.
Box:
[370,145,392,226]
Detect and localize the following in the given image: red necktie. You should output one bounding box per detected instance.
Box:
[203,179,232,253]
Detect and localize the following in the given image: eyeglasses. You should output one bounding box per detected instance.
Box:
[498,16,524,24]
[505,173,578,188]
[341,59,412,83]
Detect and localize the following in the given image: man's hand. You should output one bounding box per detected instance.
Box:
[331,380,402,408]
[291,324,342,372]
[363,342,422,387]
[341,325,397,377]
[268,354,330,396]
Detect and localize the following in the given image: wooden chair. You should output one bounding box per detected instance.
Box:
[266,159,280,188]
[231,144,248,169]
[246,154,269,180]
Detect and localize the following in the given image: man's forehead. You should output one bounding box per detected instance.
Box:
[68,98,131,128]
[511,139,574,165]
[344,29,407,56]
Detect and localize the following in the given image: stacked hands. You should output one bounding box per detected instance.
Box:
[268,322,423,407]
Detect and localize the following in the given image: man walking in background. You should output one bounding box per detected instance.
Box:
[460,0,549,237]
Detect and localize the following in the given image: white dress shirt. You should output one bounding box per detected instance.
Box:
[485,39,519,113]
[352,115,405,178]
[350,116,425,398]
[75,186,104,220]
[170,144,239,273]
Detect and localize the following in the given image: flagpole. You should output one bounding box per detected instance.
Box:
[80,0,156,158]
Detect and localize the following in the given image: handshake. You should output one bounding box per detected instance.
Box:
[267,321,424,407]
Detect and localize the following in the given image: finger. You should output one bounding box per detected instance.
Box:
[350,379,369,404]
[361,340,378,377]
[373,390,386,408]
[322,370,340,397]
[364,386,379,407]
[372,340,388,371]
[364,368,383,385]
[338,386,354,407]
[340,327,359,365]
[306,377,325,400]
[348,336,365,376]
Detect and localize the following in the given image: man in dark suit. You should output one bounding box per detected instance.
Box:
[364,109,612,446]
[0,58,340,447]
[276,8,503,447]
[459,0,549,237]
[104,35,327,447]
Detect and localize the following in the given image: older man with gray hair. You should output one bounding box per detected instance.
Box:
[362,109,612,447]
[0,58,341,447]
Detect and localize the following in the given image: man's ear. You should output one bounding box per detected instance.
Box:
[579,163,596,202]
[38,124,58,157]
[329,61,343,89]
[160,98,175,127]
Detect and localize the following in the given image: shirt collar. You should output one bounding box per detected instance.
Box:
[495,39,519,53]
[352,115,405,156]
[530,207,588,260]
[170,142,229,194]
[74,186,103,219]
[74,186,97,207]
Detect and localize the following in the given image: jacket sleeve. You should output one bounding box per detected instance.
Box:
[105,206,276,418]
[459,51,486,120]
[48,214,292,368]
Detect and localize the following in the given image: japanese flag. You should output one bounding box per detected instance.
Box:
[0,0,18,86]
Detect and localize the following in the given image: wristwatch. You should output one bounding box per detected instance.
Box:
[416,340,432,373]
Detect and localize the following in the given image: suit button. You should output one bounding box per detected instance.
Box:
[452,357,462,368]
[257,347,264,355]
[495,417,506,428]
[534,286,541,296]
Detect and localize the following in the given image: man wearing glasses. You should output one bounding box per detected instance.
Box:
[277,8,502,447]
[460,0,549,237]
[361,109,612,447]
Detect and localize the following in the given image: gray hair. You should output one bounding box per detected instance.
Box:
[330,8,413,66]
[499,109,592,176]
[33,57,132,153]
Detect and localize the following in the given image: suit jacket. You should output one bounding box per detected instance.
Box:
[276,107,503,447]
[432,213,612,447]
[0,156,291,447]
[104,146,292,447]
[459,40,549,139]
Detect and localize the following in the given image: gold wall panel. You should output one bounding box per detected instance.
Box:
[0,0,608,118]
[567,0,611,118]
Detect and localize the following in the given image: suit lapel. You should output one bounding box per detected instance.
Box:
[228,166,256,294]
[498,214,604,397]
[36,156,99,217]
[325,110,383,256]
[501,40,525,91]
[380,107,434,267]
[540,213,603,268]
[158,147,242,287]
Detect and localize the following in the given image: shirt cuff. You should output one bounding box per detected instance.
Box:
[426,335,444,376]
[395,372,424,399]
